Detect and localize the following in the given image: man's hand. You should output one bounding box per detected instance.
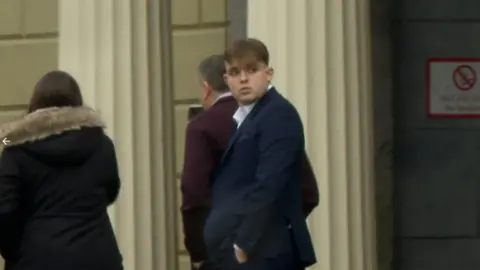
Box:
[234,245,248,264]
[192,261,203,269]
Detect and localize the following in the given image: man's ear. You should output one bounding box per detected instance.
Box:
[223,74,229,84]
[202,80,209,89]
[266,67,274,81]
[201,81,210,99]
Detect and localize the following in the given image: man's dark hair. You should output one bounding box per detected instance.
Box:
[28,70,83,113]
[224,38,270,66]
[198,54,229,92]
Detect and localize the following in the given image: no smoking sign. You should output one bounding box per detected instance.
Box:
[427,58,480,118]
[452,64,477,91]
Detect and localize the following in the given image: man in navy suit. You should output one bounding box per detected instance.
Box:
[203,38,317,270]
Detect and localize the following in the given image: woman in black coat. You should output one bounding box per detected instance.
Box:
[0,71,123,270]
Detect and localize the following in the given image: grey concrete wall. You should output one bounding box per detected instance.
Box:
[393,1,480,269]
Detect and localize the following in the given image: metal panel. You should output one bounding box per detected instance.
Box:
[394,22,480,129]
[393,8,480,268]
[395,129,478,237]
[399,239,480,270]
[395,0,480,20]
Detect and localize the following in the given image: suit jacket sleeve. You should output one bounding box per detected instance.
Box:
[0,148,21,260]
[301,154,319,217]
[180,122,214,262]
[234,105,304,256]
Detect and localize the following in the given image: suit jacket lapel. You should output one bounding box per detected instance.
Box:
[220,89,279,164]
[220,115,249,164]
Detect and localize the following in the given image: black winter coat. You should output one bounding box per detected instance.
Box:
[0,106,123,270]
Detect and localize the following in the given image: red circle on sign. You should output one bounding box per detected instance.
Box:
[452,64,477,91]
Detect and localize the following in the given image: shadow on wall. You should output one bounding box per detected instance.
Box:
[371,0,395,268]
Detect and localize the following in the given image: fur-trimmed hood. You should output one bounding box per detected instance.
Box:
[0,106,105,147]
[0,106,107,166]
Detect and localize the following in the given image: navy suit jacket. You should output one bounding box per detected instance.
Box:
[203,88,316,267]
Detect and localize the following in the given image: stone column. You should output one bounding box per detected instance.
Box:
[58,0,177,270]
[247,0,377,269]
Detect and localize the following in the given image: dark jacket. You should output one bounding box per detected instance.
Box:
[0,106,123,270]
[181,95,320,264]
[203,89,316,267]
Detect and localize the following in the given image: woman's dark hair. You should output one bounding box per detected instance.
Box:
[28,70,83,113]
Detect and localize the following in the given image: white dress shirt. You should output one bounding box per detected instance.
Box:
[233,85,273,128]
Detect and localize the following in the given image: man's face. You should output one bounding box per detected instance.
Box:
[224,59,273,105]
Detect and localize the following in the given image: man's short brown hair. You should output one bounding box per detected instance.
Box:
[224,38,270,66]
[198,54,229,92]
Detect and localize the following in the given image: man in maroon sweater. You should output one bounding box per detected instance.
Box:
[181,54,237,270]
[180,54,319,270]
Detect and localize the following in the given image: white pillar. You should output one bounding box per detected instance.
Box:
[247,1,377,269]
[58,0,176,269]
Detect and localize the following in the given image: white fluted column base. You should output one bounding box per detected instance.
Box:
[58,0,176,269]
